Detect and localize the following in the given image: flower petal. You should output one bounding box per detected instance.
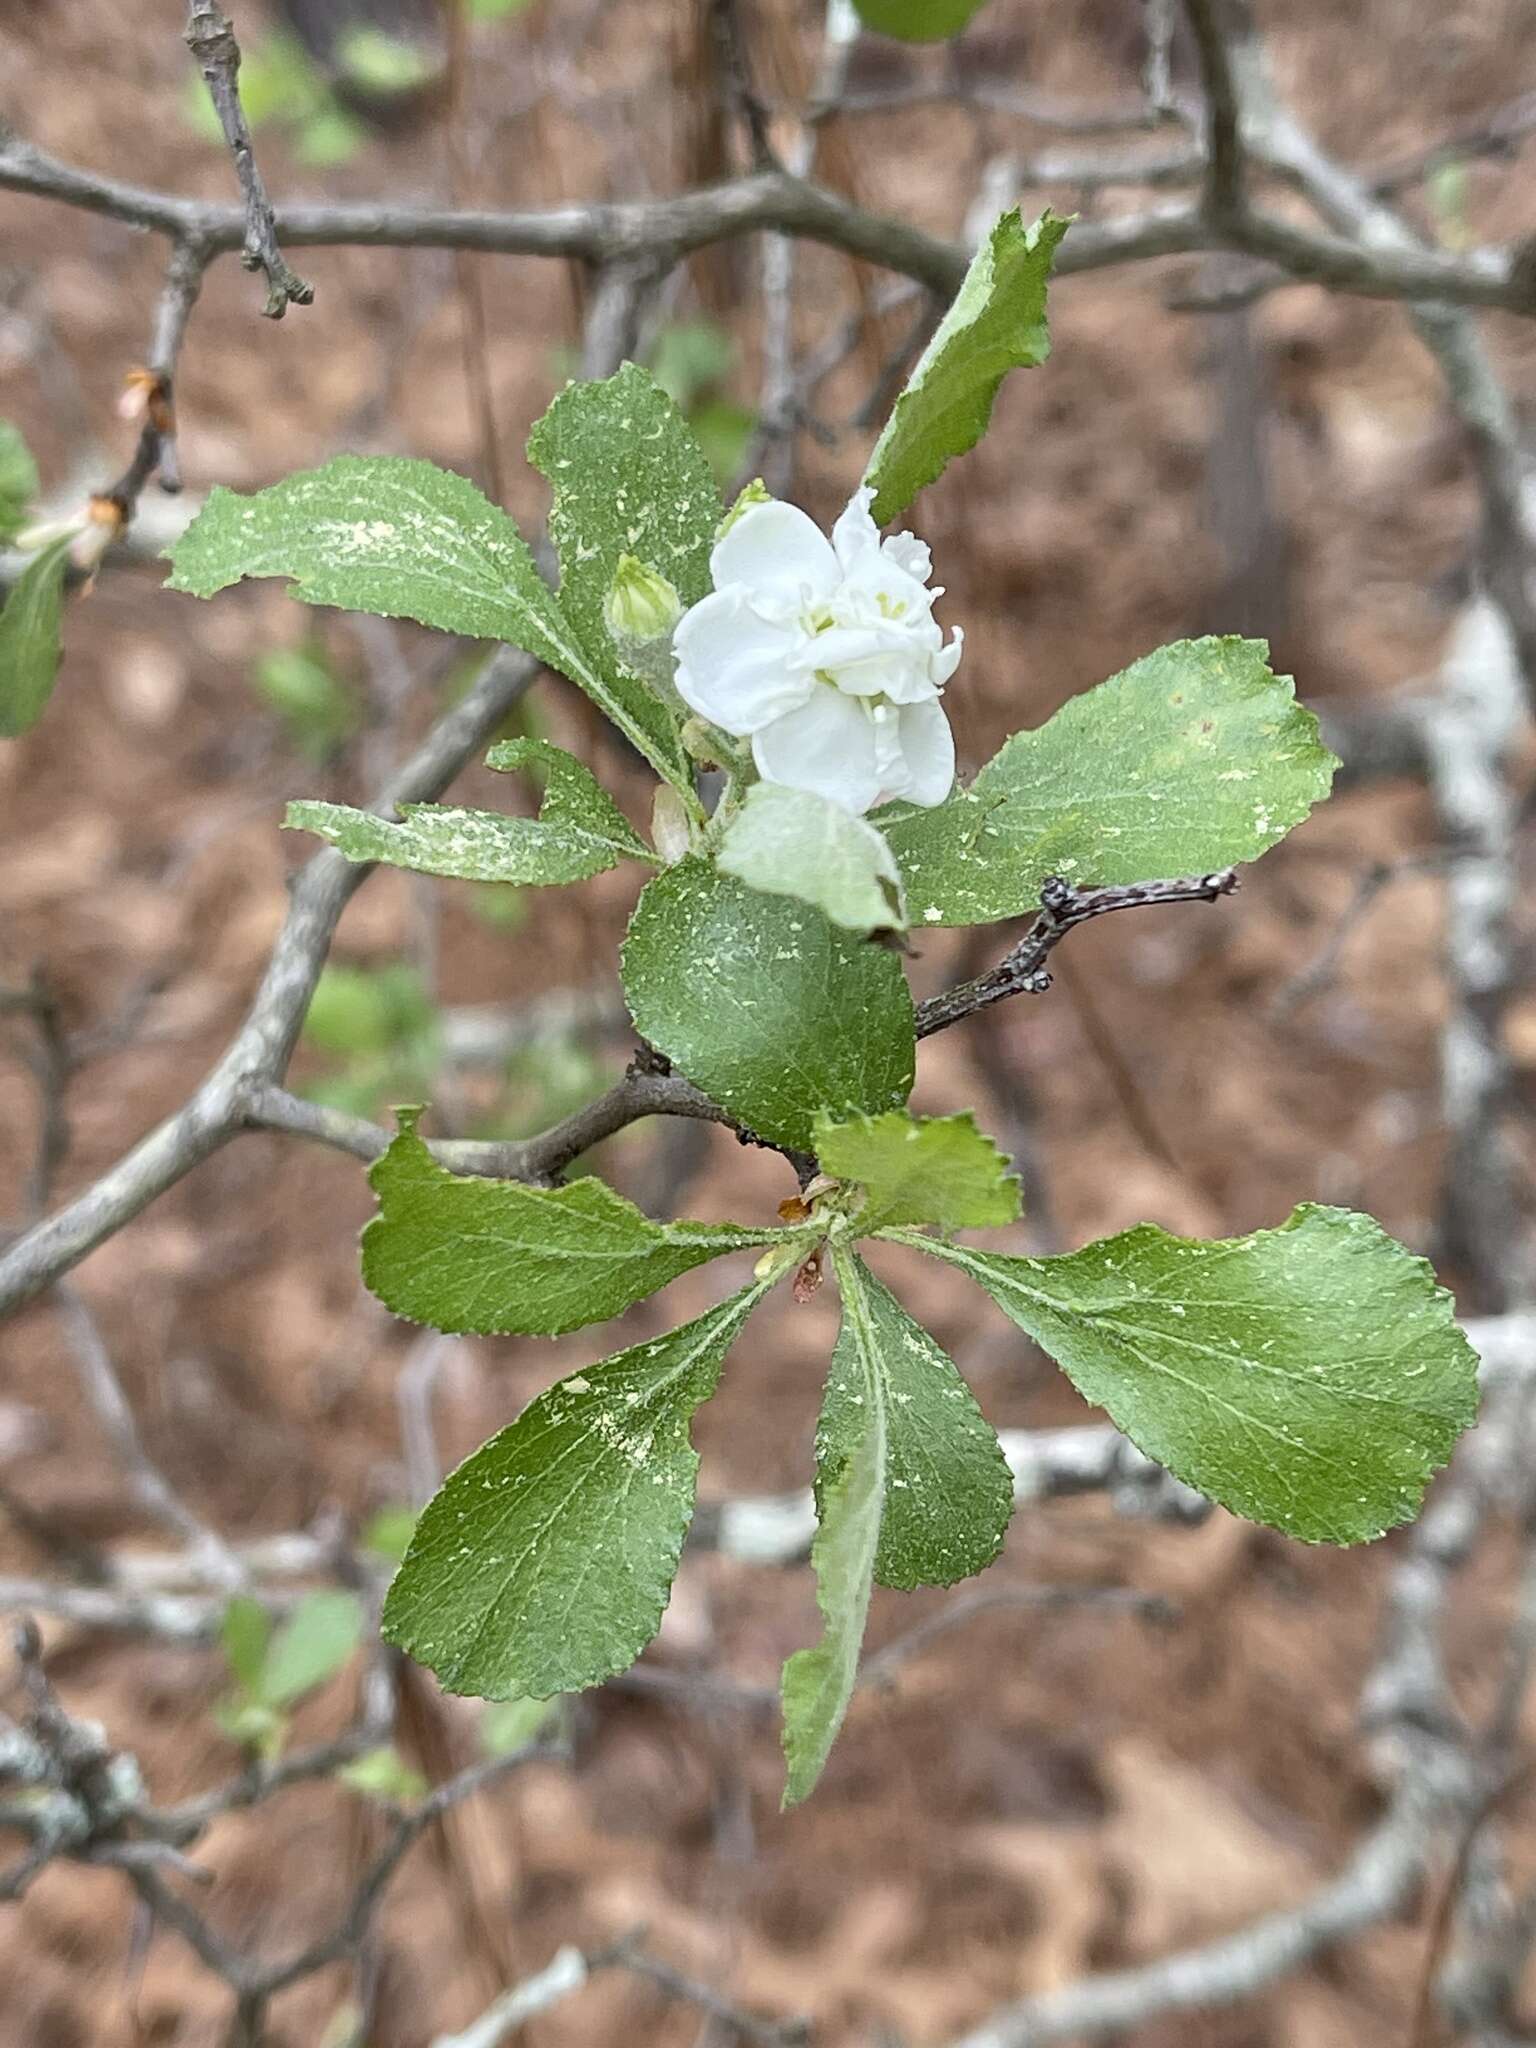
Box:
[888,697,956,808]
[790,623,942,704]
[752,689,883,815]
[932,624,964,688]
[831,485,882,572]
[710,500,838,604]
[673,588,811,736]
[882,530,932,583]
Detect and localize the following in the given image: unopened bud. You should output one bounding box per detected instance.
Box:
[605,554,682,644]
[71,498,125,582]
[604,555,684,710]
[650,784,693,865]
[716,477,771,541]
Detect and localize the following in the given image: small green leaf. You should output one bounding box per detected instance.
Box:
[221,1595,272,1697]
[361,1504,418,1563]
[527,364,720,791]
[864,208,1068,525]
[814,1109,1020,1230]
[302,963,432,1058]
[781,1413,882,1809]
[261,1589,365,1706]
[481,1696,558,1755]
[781,1250,1013,1805]
[853,0,992,40]
[382,1281,769,1698]
[0,422,39,546]
[165,455,682,786]
[621,859,916,1152]
[363,1113,782,1335]
[825,1252,1013,1590]
[286,739,651,886]
[893,1207,1480,1544]
[253,645,361,761]
[884,637,1338,927]
[0,534,71,738]
[718,784,907,934]
[338,1745,429,1804]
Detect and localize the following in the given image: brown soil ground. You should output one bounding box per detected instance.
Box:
[5,0,1536,2042]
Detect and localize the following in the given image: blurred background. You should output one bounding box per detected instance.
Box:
[5,0,1536,2041]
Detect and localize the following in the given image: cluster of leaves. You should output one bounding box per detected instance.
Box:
[156,208,1480,1803]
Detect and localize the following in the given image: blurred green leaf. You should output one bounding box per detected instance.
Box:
[302,963,434,1060]
[220,1595,273,1697]
[0,421,39,547]
[335,26,435,96]
[252,646,360,762]
[361,1504,419,1563]
[338,1744,428,1804]
[852,0,993,39]
[0,534,71,739]
[261,1590,365,1707]
[481,1696,559,1755]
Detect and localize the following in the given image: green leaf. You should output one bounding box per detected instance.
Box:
[853,0,992,40]
[893,1207,1479,1544]
[382,1281,768,1698]
[884,637,1338,927]
[302,963,432,1058]
[337,1745,429,1804]
[286,739,651,887]
[0,421,39,546]
[220,1595,272,1697]
[527,363,720,789]
[481,1696,558,1755]
[717,784,907,934]
[253,645,360,761]
[0,534,71,738]
[826,1252,1014,1590]
[780,1401,882,1809]
[361,1504,418,1563]
[363,1112,782,1335]
[814,1109,1020,1230]
[865,208,1068,525]
[261,1589,365,1706]
[781,1250,1014,1804]
[165,455,681,785]
[621,859,916,1153]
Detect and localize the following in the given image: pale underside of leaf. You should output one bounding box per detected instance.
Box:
[717,783,908,934]
[813,1108,1021,1230]
[285,738,651,886]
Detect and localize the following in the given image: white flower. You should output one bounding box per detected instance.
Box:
[672,485,962,817]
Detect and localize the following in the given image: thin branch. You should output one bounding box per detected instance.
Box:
[914,871,1238,1040]
[182,1,311,318]
[54,1286,245,1588]
[1,136,1533,314]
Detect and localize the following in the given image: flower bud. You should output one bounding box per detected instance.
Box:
[603,554,684,709]
[604,553,682,646]
[715,477,771,542]
[649,784,693,865]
